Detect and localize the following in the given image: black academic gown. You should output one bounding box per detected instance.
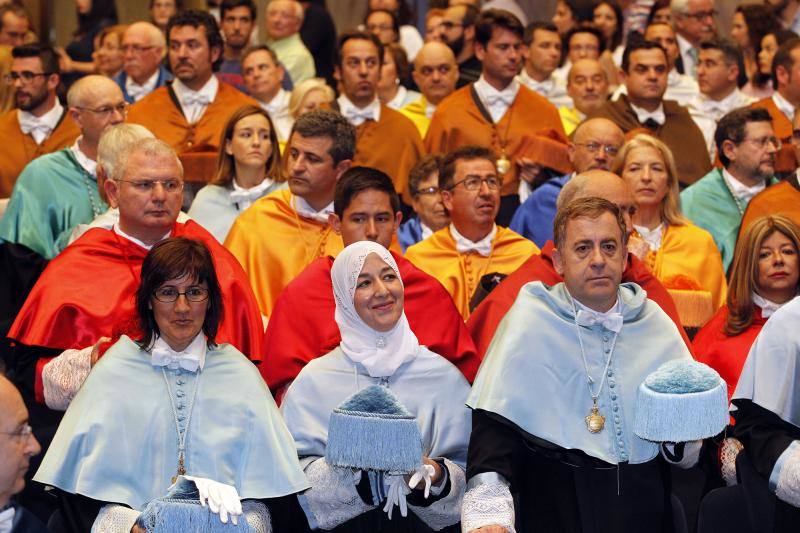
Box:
[468,410,675,533]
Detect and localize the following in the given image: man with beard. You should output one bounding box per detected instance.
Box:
[217,0,256,91]
[0,44,79,197]
[127,10,256,182]
[113,22,173,104]
[405,145,537,320]
[440,3,482,87]
[682,107,780,271]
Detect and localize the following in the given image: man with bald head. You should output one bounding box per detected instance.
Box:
[114,22,172,103]
[560,58,610,135]
[0,76,126,260]
[468,169,688,357]
[0,375,45,532]
[265,0,315,85]
[400,41,459,136]
[511,118,624,247]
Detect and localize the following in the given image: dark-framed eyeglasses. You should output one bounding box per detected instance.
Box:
[115,178,183,193]
[4,71,51,84]
[573,142,620,156]
[0,423,34,440]
[448,175,503,191]
[152,286,210,303]
[413,186,440,197]
[76,102,130,118]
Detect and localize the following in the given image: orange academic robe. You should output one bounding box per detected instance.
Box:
[352,105,424,203]
[404,225,538,320]
[738,181,800,240]
[750,97,796,174]
[0,109,80,197]
[425,84,567,197]
[224,188,344,317]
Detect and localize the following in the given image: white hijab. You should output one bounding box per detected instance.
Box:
[331,241,420,377]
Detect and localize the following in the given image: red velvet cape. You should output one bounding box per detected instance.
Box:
[262,251,480,397]
[9,221,264,359]
[466,240,690,358]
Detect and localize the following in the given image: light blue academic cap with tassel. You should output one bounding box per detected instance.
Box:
[634,359,729,443]
[325,385,423,473]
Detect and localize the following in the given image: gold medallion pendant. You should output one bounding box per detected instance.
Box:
[585,403,605,433]
[496,155,511,175]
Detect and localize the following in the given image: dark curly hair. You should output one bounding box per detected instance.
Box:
[166,9,224,71]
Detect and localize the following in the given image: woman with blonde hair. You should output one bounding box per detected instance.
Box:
[288,77,335,120]
[188,105,287,242]
[694,215,800,399]
[613,133,727,327]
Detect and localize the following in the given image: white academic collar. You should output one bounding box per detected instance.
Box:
[634,222,664,252]
[387,85,408,110]
[424,98,436,119]
[450,222,497,257]
[70,137,97,177]
[772,90,796,122]
[573,294,621,318]
[629,100,665,126]
[722,167,766,204]
[172,76,219,106]
[337,94,381,125]
[752,292,786,318]
[474,74,520,102]
[261,88,289,113]
[113,222,172,250]
[0,506,14,533]
[18,99,63,137]
[126,68,160,99]
[518,69,555,93]
[292,194,334,224]
[420,220,434,240]
[150,332,207,372]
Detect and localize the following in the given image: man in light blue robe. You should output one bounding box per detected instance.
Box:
[681,107,780,271]
[462,197,695,532]
[0,76,125,259]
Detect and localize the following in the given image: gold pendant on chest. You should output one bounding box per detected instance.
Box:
[585,404,605,433]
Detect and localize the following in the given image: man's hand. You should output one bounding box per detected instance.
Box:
[90,337,111,367]
[517,158,544,187]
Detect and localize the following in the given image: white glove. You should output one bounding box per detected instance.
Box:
[383,473,411,519]
[182,475,243,525]
[408,463,436,499]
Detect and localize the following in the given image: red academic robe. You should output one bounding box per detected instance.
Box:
[9,221,264,402]
[466,240,690,358]
[262,251,480,398]
[693,306,767,403]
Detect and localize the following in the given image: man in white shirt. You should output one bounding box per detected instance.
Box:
[265,0,315,85]
[114,22,172,104]
[518,21,571,109]
[670,0,717,77]
[242,44,293,142]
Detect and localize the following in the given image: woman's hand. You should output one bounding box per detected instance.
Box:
[90,337,111,367]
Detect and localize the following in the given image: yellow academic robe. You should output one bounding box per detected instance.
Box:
[224,189,343,317]
[405,226,538,320]
[640,223,727,314]
[399,96,432,138]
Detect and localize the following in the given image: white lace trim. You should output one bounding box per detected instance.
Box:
[660,440,702,469]
[300,457,376,529]
[720,437,743,486]
[408,458,465,531]
[42,346,92,411]
[776,441,800,507]
[91,504,140,533]
[242,500,272,533]
[461,479,515,532]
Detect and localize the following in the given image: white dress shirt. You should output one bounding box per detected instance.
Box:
[629,101,665,126]
[612,69,698,107]
[125,69,160,102]
[338,94,381,126]
[450,223,497,257]
[752,292,786,318]
[113,222,171,250]
[69,137,97,177]
[772,91,796,122]
[676,33,698,77]
[18,100,64,144]
[634,223,664,252]
[172,76,219,124]
[259,88,294,142]
[473,75,520,123]
[517,69,573,108]
[690,88,755,122]
[231,178,275,211]
[722,168,766,206]
[293,194,333,224]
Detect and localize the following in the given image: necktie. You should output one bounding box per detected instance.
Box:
[576,309,623,333]
[643,118,661,131]
[151,347,201,373]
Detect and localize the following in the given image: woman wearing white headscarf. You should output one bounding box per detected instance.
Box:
[281,241,470,532]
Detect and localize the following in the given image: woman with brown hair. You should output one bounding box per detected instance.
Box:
[694,215,800,400]
[92,24,127,79]
[188,105,287,242]
[377,42,420,110]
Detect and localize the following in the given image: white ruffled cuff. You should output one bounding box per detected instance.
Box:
[91,504,140,533]
[772,440,800,507]
[42,346,92,410]
[408,458,465,531]
[297,457,376,530]
[720,437,743,486]
[461,472,516,532]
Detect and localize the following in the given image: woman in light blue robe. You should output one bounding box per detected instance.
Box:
[188,105,288,243]
[34,237,308,532]
[281,241,471,532]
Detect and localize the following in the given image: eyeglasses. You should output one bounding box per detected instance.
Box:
[76,102,129,117]
[744,136,782,150]
[4,71,51,84]
[153,286,209,303]
[121,44,156,54]
[683,9,717,21]
[115,179,183,192]
[413,186,440,197]
[573,142,620,156]
[0,423,33,440]
[448,176,503,191]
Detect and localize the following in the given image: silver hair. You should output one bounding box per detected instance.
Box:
[126,21,166,50]
[113,137,183,182]
[98,124,156,180]
[66,75,120,108]
[267,0,305,23]
[669,0,691,15]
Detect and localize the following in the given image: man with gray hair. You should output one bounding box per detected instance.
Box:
[670,0,717,76]
[6,139,265,428]
[114,21,173,103]
[0,75,126,260]
[265,0,315,85]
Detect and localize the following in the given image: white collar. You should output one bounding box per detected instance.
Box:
[474,75,520,122]
[424,99,436,119]
[18,100,64,143]
[752,292,786,318]
[573,294,621,318]
[171,76,219,123]
[261,88,289,114]
[150,332,207,372]
[0,506,14,533]
[676,33,695,56]
[337,94,381,126]
[518,69,555,93]
[125,69,160,101]
[722,167,766,204]
[450,222,497,257]
[629,100,665,126]
[230,178,275,210]
[419,220,434,240]
[70,137,97,177]
[292,194,333,224]
[387,85,408,110]
[634,222,664,252]
[772,91,796,122]
[113,222,172,250]
[698,87,742,109]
